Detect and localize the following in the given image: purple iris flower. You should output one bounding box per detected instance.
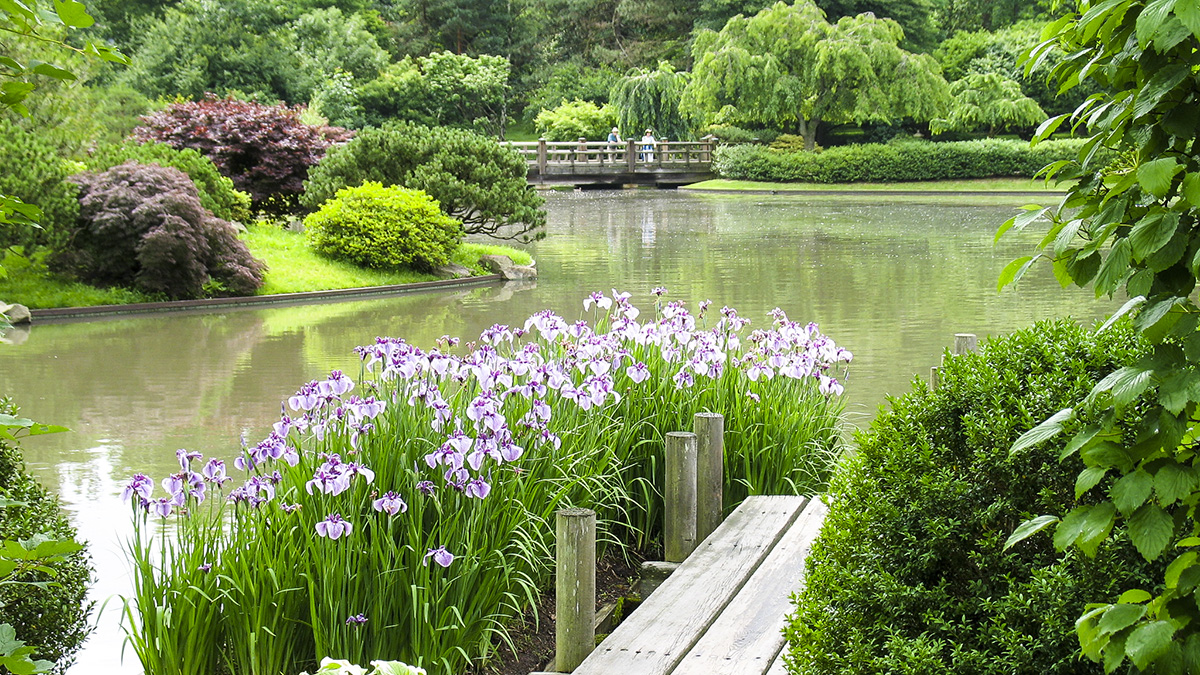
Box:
[151,498,174,518]
[424,546,454,568]
[372,491,408,516]
[121,474,154,503]
[201,459,232,485]
[176,449,202,470]
[626,362,650,383]
[464,477,491,499]
[345,613,368,626]
[416,480,435,495]
[315,513,353,540]
[652,286,668,296]
[198,563,212,573]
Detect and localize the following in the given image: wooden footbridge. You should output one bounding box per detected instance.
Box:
[504,138,717,187]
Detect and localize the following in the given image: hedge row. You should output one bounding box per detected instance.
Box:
[713,138,1094,183]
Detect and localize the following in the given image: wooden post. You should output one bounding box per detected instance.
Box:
[930,365,940,390]
[664,431,698,563]
[702,135,715,163]
[694,413,724,545]
[556,507,596,672]
[627,138,637,173]
[537,138,548,177]
[656,138,665,168]
[577,137,587,164]
[954,333,978,355]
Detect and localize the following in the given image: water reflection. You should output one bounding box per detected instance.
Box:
[0,189,1113,674]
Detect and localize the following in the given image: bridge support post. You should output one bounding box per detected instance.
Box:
[626,138,636,173]
[665,431,698,563]
[556,507,596,672]
[537,137,548,177]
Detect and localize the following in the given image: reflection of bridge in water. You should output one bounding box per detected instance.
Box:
[504,138,716,187]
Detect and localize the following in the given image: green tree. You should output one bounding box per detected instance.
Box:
[998,0,1200,671]
[610,61,690,140]
[534,99,618,141]
[817,0,938,52]
[302,122,546,241]
[680,0,951,150]
[356,51,511,136]
[930,71,1046,136]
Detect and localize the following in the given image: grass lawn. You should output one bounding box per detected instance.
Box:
[0,225,533,309]
[683,177,1068,192]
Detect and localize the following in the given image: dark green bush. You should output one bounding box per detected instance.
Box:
[302,122,545,241]
[60,162,266,299]
[304,181,463,270]
[714,138,1094,183]
[784,320,1164,675]
[0,118,79,252]
[85,142,252,224]
[0,399,93,671]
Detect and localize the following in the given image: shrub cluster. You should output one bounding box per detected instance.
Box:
[784,319,1164,675]
[304,182,463,271]
[533,99,617,142]
[0,399,93,670]
[302,122,545,242]
[132,95,352,212]
[714,138,1093,183]
[86,141,252,224]
[61,162,266,300]
[0,118,80,252]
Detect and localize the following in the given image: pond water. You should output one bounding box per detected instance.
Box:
[0,189,1114,674]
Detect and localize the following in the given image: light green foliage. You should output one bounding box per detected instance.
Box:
[610,62,691,140]
[0,118,80,252]
[304,182,464,271]
[816,0,938,51]
[310,70,364,129]
[997,0,1200,670]
[681,0,951,150]
[521,62,621,122]
[931,71,1047,136]
[534,100,618,142]
[302,122,546,241]
[714,137,1089,182]
[356,52,511,136]
[0,402,91,673]
[785,320,1163,674]
[292,7,388,84]
[85,142,252,223]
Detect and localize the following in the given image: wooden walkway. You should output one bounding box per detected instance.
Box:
[543,495,827,675]
[504,139,716,186]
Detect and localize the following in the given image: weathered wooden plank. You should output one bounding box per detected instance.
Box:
[672,497,828,675]
[765,651,789,675]
[572,495,807,675]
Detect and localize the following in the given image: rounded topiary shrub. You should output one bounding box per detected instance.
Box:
[0,399,93,671]
[784,319,1164,675]
[60,162,266,300]
[304,181,463,271]
[85,141,252,224]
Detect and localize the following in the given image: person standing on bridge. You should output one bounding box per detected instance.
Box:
[640,129,656,163]
[607,127,622,163]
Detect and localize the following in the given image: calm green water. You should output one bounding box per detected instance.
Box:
[0,190,1113,674]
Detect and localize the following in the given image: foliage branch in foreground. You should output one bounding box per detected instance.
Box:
[999,0,1200,670]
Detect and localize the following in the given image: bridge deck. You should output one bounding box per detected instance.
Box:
[505,139,716,186]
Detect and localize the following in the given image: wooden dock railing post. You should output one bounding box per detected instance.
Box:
[694,413,724,545]
[556,507,596,672]
[537,138,548,177]
[665,431,698,563]
[933,333,978,390]
[626,138,637,173]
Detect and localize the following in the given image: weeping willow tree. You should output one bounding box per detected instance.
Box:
[929,72,1047,137]
[680,0,952,150]
[609,62,691,140]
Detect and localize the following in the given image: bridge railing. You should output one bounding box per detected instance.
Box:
[503,137,716,175]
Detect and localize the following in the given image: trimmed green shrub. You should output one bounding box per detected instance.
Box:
[533,99,618,142]
[0,118,79,252]
[784,320,1164,675]
[86,142,252,224]
[714,138,1094,183]
[0,399,93,671]
[302,122,545,241]
[304,181,463,271]
[60,162,266,299]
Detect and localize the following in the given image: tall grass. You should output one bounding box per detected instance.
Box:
[120,290,850,674]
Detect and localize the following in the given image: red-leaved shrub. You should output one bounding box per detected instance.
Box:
[61,162,266,299]
[132,95,351,212]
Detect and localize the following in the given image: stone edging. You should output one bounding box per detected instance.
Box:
[678,187,1066,197]
[29,275,506,322]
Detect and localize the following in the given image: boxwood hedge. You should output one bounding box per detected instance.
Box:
[784,319,1164,675]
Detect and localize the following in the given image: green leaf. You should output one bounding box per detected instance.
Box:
[1138,157,1182,199]
[1099,295,1145,332]
[1034,114,1070,142]
[1004,514,1060,550]
[1166,551,1198,588]
[1156,369,1200,415]
[1011,407,1073,454]
[1182,173,1200,207]
[1054,505,1090,551]
[995,206,1048,243]
[1133,64,1188,119]
[1099,603,1148,634]
[1078,501,1117,556]
[1129,503,1174,560]
[1154,462,1197,505]
[1179,0,1200,39]
[1119,588,1153,603]
[1077,466,1108,498]
[52,0,93,27]
[1061,425,1101,461]
[1136,0,1173,47]
[1082,440,1133,471]
[1095,238,1132,297]
[1112,470,1154,514]
[1127,621,1176,670]
[1090,364,1153,408]
[1130,212,1179,261]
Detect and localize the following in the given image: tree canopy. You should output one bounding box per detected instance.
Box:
[680,0,951,149]
[610,62,690,140]
[930,71,1046,136]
